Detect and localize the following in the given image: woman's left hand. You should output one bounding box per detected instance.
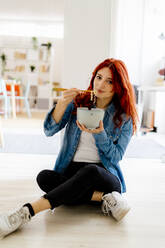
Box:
[76,120,104,134]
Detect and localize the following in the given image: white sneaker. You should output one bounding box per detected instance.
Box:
[101,192,130,221]
[0,206,31,239]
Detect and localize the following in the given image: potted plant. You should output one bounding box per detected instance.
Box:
[41,42,52,60]
[32,37,38,50]
[41,42,52,50]
[47,42,52,50]
[0,53,7,76]
[30,65,36,72]
[47,42,52,60]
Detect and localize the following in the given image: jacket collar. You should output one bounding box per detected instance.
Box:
[105,101,116,116]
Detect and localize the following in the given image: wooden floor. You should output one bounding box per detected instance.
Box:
[0,113,165,247]
[0,153,165,248]
[1,111,46,129]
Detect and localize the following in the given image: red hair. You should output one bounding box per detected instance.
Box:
[74,58,138,134]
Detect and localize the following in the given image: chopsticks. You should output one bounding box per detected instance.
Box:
[53,87,95,101]
[53,87,94,93]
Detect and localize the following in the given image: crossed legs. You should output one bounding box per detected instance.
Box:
[34,162,121,213]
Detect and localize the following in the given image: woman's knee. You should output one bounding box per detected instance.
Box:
[113,179,121,193]
[36,169,50,187]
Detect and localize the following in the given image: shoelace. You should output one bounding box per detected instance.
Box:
[102,196,117,215]
[8,208,31,227]
[8,215,18,226]
[8,210,22,227]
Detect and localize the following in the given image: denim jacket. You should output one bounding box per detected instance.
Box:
[44,101,133,193]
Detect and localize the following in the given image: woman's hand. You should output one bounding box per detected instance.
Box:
[59,88,80,107]
[76,120,104,134]
[53,88,80,123]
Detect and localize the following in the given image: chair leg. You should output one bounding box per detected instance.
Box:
[25,99,31,118]
[4,97,8,119]
[7,97,12,118]
[0,116,4,148]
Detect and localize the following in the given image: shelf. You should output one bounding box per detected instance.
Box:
[0,45,55,110]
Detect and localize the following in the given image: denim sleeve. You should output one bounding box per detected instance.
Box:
[44,102,74,136]
[92,118,133,164]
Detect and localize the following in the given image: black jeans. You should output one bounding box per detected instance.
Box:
[36,162,121,209]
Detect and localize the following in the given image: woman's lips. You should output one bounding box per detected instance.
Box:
[96,89,104,94]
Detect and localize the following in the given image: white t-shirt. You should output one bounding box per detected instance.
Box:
[73,131,101,163]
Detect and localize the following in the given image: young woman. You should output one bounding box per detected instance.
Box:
[0,58,138,239]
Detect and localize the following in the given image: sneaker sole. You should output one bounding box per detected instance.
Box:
[113,207,131,221]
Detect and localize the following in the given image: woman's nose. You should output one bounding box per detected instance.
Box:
[98,80,105,88]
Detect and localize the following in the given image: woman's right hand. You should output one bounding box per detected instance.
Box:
[59,88,81,107]
[53,88,80,123]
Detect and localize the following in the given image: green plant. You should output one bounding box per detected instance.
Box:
[32,37,38,50]
[0,53,6,64]
[0,53,7,76]
[32,37,37,42]
[30,65,36,72]
[41,42,52,60]
[47,42,52,50]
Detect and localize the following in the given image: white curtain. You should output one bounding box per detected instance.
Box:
[109,0,145,85]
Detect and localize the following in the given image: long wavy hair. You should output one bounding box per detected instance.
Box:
[74,58,138,134]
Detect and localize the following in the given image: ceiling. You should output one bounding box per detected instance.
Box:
[0,0,64,21]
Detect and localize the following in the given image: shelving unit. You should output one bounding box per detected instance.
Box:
[0,45,55,111]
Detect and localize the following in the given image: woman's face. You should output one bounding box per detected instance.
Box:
[93,67,115,100]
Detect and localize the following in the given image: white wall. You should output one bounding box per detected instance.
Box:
[53,39,64,83]
[63,0,111,89]
[62,0,157,89]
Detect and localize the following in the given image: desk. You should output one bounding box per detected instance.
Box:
[137,85,165,128]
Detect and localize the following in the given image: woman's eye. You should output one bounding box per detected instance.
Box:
[96,75,101,79]
[108,80,113,84]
